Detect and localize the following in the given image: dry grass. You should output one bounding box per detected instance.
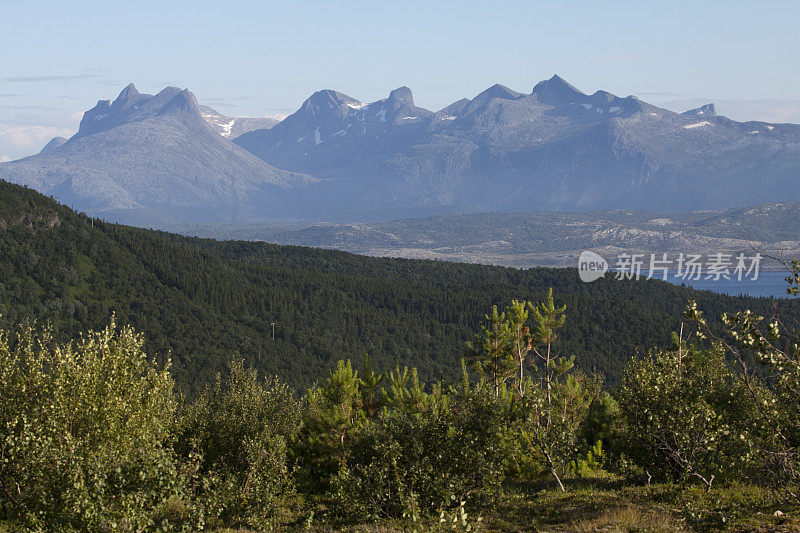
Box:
[570,504,685,532]
[193,480,800,532]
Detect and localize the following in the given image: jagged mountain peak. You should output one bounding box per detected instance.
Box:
[302,90,360,112]
[532,74,585,102]
[156,88,201,117]
[474,83,523,103]
[74,85,211,139]
[109,83,148,113]
[115,83,140,102]
[591,89,618,103]
[233,78,800,221]
[388,86,414,107]
[6,79,800,227]
[0,83,313,225]
[682,103,716,117]
[155,86,184,100]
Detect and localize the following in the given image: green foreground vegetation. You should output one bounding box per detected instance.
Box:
[2,281,799,531]
[2,180,800,530]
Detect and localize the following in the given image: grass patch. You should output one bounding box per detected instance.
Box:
[476,479,798,532]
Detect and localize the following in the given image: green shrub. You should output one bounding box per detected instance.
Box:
[0,319,187,530]
[332,371,510,521]
[178,359,300,529]
[687,289,800,503]
[618,338,755,490]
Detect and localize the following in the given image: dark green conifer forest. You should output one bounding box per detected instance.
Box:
[1,180,796,395]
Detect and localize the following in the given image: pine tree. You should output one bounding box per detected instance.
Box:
[296,360,364,492]
[518,289,593,492]
[530,288,567,409]
[506,299,532,396]
[467,305,516,396]
[360,354,384,419]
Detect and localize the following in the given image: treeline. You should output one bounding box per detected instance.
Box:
[2,285,799,531]
[2,180,798,397]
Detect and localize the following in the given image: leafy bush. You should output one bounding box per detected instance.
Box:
[0,319,186,530]
[688,273,800,502]
[333,370,510,521]
[6,278,798,531]
[178,359,300,529]
[618,337,755,490]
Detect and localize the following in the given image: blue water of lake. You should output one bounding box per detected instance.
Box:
[662,270,795,299]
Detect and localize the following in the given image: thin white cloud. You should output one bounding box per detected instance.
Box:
[0,123,75,159]
[592,54,654,61]
[0,104,61,111]
[653,97,800,124]
[0,155,11,162]
[265,113,289,121]
[204,101,239,109]
[2,74,104,83]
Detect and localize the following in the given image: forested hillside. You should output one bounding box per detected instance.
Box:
[1,179,797,394]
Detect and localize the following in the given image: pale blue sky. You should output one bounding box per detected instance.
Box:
[2,0,799,160]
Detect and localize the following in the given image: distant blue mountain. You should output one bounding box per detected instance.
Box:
[2,76,800,227]
[236,75,800,220]
[0,84,314,225]
[39,136,68,153]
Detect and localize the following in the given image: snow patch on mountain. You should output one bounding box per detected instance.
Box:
[202,113,236,136]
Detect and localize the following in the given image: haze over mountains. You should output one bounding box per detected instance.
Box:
[0,84,314,226]
[199,105,280,138]
[176,201,800,268]
[1,76,800,227]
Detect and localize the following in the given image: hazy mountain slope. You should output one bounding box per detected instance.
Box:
[5,77,799,228]
[235,87,432,175]
[236,75,800,218]
[39,136,68,153]
[0,84,314,226]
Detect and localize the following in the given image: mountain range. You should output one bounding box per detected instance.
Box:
[0,84,313,226]
[2,76,799,226]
